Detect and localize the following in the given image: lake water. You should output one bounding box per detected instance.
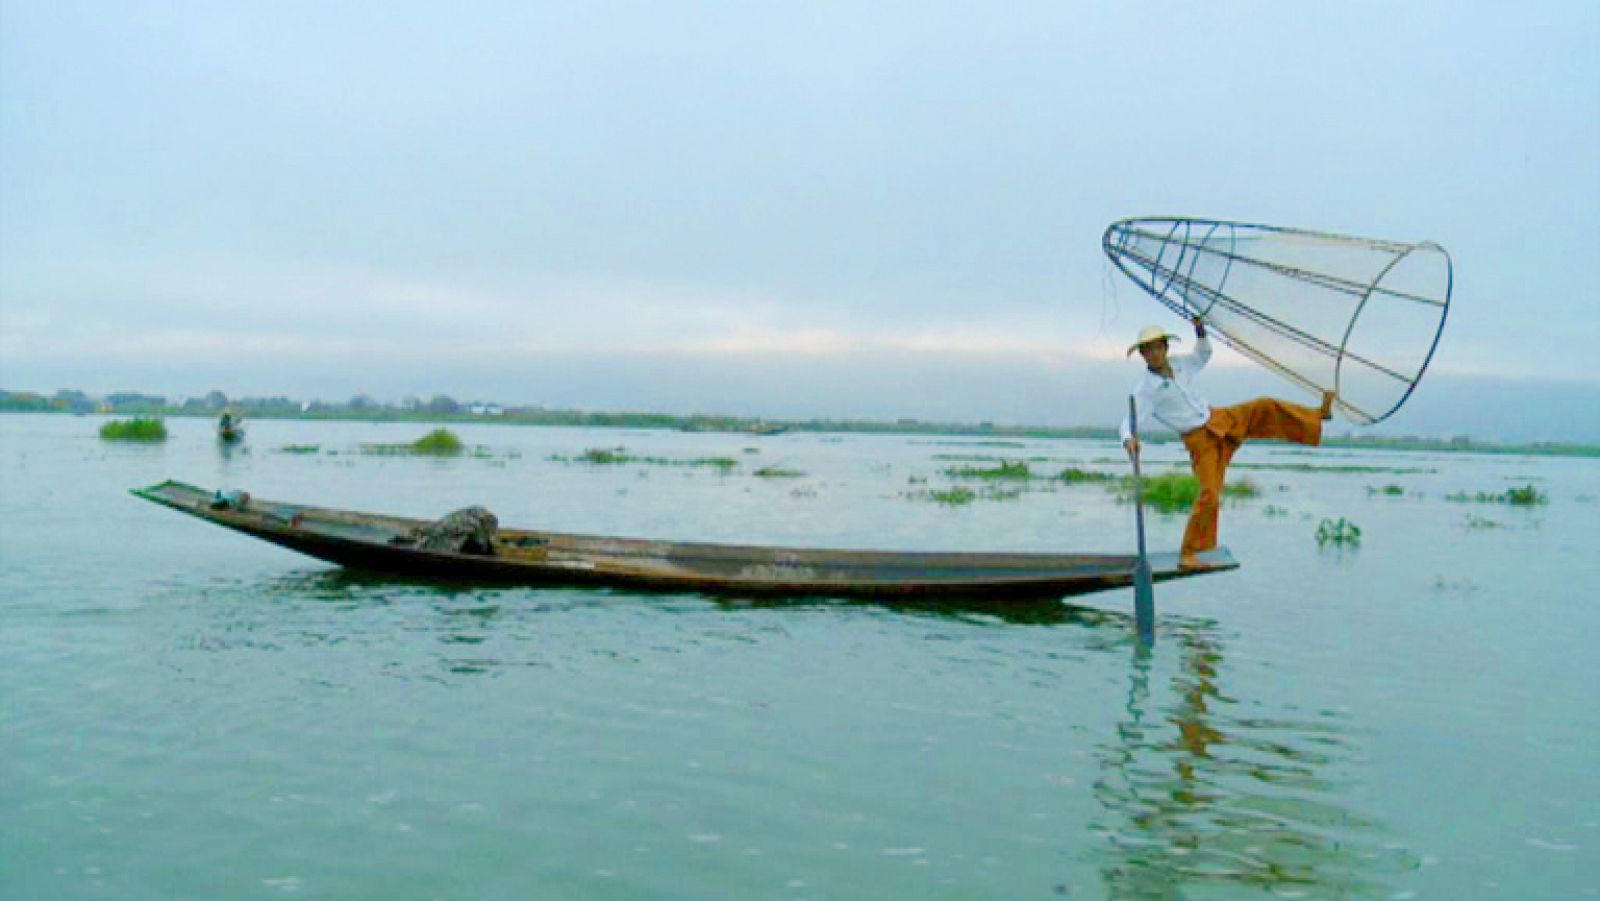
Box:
[3,413,1597,899]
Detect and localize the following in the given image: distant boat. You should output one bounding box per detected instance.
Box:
[217,413,245,443]
[748,422,788,436]
[131,480,1238,603]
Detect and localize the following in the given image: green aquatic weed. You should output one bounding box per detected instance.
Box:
[754,466,805,478]
[1058,467,1116,484]
[943,460,1032,480]
[929,486,976,506]
[410,429,465,455]
[1315,518,1362,546]
[99,417,167,442]
[1119,473,1260,513]
[1445,484,1547,506]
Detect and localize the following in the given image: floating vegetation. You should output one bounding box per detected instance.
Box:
[1263,504,1289,517]
[1120,473,1262,513]
[1367,484,1405,497]
[1316,517,1362,546]
[1058,467,1117,484]
[902,482,1024,506]
[1504,484,1547,506]
[355,429,505,458]
[276,444,321,455]
[930,486,976,506]
[551,447,739,472]
[1445,484,1548,506]
[412,429,465,454]
[99,417,167,442]
[944,460,1032,480]
[1463,514,1502,530]
[1225,479,1262,499]
[754,466,805,478]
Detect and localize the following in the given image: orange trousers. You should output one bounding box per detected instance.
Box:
[1179,398,1323,557]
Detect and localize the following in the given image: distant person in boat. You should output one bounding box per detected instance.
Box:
[1120,315,1334,570]
[218,409,245,442]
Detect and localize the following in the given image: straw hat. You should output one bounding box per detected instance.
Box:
[1126,325,1180,356]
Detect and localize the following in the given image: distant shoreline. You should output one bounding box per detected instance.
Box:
[5,400,1597,458]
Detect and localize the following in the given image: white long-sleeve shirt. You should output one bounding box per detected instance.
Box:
[1118,334,1212,442]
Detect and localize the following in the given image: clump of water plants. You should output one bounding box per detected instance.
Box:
[1463,513,1501,530]
[1315,517,1362,546]
[943,460,1032,480]
[1503,484,1546,506]
[1445,484,1548,506]
[277,444,321,455]
[1263,504,1289,518]
[99,417,167,442]
[1135,473,1201,512]
[1367,484,1405,497]
[411,428,465,455]
[1119,473,1261,513]
[754,466,805,478]
[358,428,477,456]
[552,447,738,472]
[577,447,631,465]
[1058,467,1116,484]
[929,486,976,506]
[1226,479,1262,499]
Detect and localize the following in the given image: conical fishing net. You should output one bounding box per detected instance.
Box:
[1103,218,1452,425]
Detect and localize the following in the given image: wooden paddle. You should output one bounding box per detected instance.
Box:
[1128,395,1155,645]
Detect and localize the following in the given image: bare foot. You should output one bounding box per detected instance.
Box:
[1320,390,1336,421]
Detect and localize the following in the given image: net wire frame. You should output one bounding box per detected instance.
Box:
[1103,217,1452,425]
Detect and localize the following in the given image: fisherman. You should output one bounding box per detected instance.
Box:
[1120,316,1334,570]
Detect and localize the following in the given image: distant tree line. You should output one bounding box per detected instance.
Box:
[2,387,1596,456]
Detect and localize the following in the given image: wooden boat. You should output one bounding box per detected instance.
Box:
[217,414,245,443]
[132,481,1238,601]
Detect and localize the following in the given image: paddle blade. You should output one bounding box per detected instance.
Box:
[1133,558,1155,644]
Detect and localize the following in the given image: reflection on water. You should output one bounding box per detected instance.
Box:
[1095,621,1419,898]
[714,593,1134,627]
[262,568,1136,629]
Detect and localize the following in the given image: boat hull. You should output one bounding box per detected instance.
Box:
[132,481,1238,601]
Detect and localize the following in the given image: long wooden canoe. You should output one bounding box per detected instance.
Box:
[132,481,1237,601]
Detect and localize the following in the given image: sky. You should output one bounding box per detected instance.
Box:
[2,1,1597,440]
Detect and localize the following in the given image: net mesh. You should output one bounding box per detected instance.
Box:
[1103,218,1452,425]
